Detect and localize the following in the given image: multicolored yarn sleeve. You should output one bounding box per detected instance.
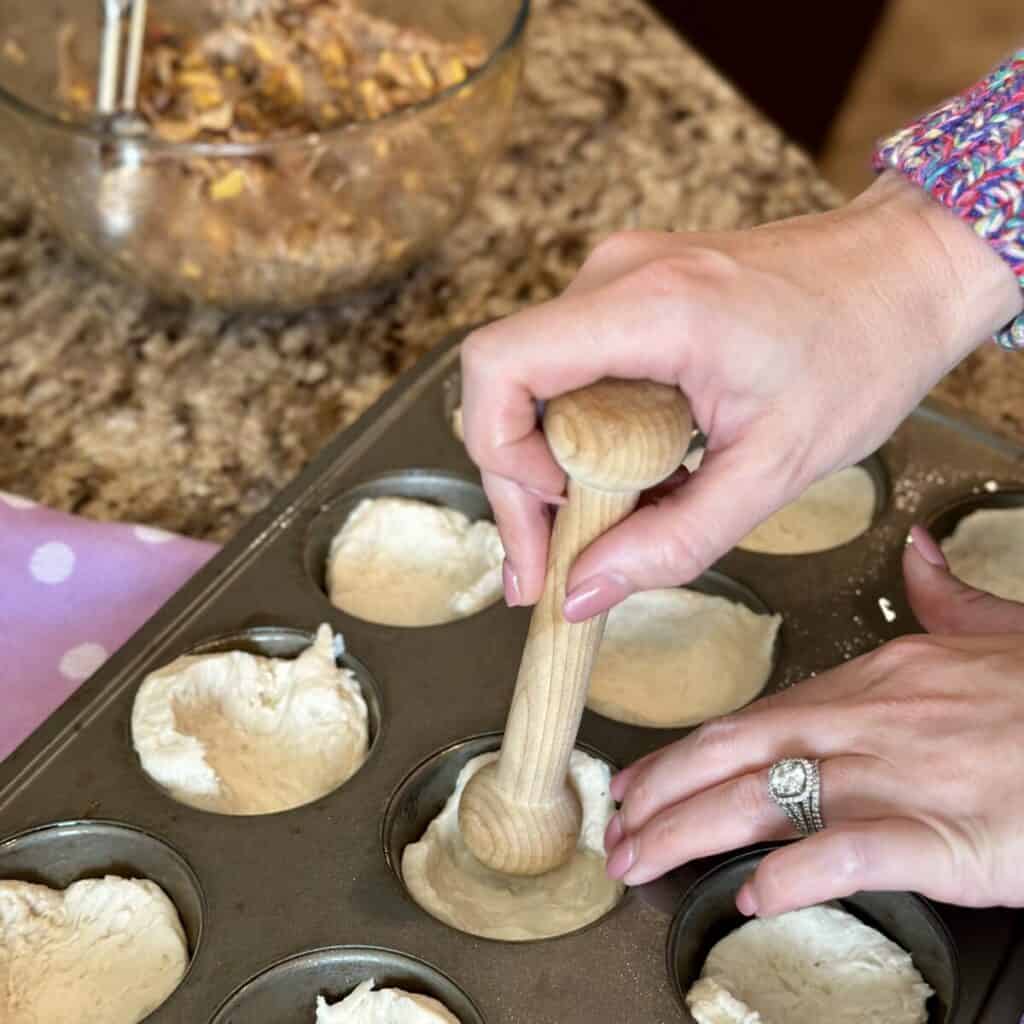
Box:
[874,51,1024,350]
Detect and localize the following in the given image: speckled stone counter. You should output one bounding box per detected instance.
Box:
[0,0,1018,541]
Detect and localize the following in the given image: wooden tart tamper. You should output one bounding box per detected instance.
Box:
[458,379,691,876]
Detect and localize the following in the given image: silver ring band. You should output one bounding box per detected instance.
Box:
[767,758,825,837]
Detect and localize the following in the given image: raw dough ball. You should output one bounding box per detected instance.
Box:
[685,904,932,1024]
[587,588,780,728]
[315,980,459,1022]
[402,750,623,941]
[0,876,188,1024]
[738,466,876,555]
[132,624,368,814]
[941,506,1024,603]
[327,497,504,627]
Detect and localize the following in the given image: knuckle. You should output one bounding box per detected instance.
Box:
[585,230,658,271]
[692,715,743,760]
[652,517,716,584]
[620,777,652,832]
[648,813,682,855]
[625,247,739,302]
[866,633,937,676]
[751,861,789,913]
[831,832,871,887]
[622,255,697,301]
[462,426,491,468]
[459,331,487,375]
[461,421,488,466]
[670,245,740,286]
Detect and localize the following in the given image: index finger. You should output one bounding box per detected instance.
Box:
[459,284,686,490]
[614,658,879,836]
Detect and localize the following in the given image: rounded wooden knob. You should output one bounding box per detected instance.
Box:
[459,379,691,877]
[544,379,692,493]
[457,762,581,877]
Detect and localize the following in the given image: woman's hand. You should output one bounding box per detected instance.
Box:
[460,174,1021,619]
[603,530,1024,915]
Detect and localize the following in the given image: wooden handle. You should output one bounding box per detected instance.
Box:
[458,379,691,876]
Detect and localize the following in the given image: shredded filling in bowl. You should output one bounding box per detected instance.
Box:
[0,0,528,308]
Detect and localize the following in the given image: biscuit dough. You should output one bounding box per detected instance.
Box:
[685,904,932,1024]
[941,506,1024,603]
[738,466,876,554]
[402,751,623,941]
[132,624,368,814]
[327,497,504,626]
[587,588,780,728]
[0,876,188,1024]
[315,980,459,1022]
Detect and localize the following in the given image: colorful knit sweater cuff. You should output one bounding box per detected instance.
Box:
[874,51,1024,350]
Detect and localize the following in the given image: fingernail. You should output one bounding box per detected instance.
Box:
[736,884,758,917]
[610,772,627,802]
[564,573,632,622]
[908,525,947,569]
[606,838,635,880]
[604,813,624,853]
[503,560,523,607]
[525,485,567,506]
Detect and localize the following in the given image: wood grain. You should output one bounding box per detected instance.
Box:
[459,379,691,876]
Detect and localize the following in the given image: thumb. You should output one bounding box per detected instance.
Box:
[904,524,1024,634]
[563,445,790,621]
[736,818,955,917]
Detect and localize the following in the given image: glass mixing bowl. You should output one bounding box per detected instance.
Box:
[0,0,527,310]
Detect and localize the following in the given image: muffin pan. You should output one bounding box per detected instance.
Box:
[381,732,626,939]
[304,470,500,625]
[209,946,485,1023]
[584,570,782,728]
[133,626,384,814]
[1,331,1023,1022]
[667,847,961,1024]
[925,487,1024,545]
[735,454,889,555]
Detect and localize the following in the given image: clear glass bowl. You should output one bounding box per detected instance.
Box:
[0,0,528,310]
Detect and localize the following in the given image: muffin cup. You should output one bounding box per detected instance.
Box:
[666,846,959,1024]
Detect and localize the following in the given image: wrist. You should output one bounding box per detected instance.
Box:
[850,172,1022,365]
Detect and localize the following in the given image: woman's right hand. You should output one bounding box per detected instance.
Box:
[460,172,1021,619]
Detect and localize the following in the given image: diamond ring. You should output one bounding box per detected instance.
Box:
[767,758,825,836]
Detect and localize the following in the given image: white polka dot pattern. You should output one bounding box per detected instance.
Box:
[28,542,75,584]
[0,496,218,764]
[133,526,174,544]
[59,643,109,681]
[0,491,36,509]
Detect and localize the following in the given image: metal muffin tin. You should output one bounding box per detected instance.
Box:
[667,846,960,1024]
[1,330,1023,1022]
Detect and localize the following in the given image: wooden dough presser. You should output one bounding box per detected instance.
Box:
[459,379,691,876]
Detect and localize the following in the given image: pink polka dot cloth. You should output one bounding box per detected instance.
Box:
[0,491,217,763]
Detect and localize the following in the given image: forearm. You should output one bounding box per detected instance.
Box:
[847,172,1022,371]
[874,50,1024,351]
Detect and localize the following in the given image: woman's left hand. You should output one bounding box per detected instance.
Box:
[605,528,1024,915]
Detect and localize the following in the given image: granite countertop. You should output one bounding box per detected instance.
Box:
[0,0,1020,542]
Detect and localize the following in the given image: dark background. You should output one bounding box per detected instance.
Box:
[644,0,889,156]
